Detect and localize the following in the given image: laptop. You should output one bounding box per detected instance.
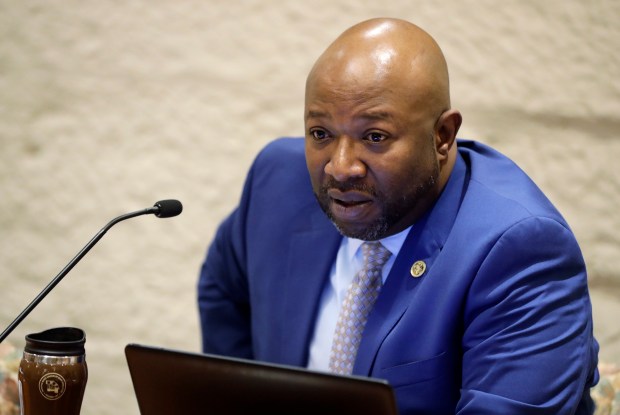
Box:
[125,343,399,415]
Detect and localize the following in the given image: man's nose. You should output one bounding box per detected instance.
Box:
[324,137,366,182]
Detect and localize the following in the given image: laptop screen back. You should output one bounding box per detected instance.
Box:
[125,343,398,415]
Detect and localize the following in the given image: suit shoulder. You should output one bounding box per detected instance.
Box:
[249,137,307,180]
[457,139,568,226]
[245,137,310,190]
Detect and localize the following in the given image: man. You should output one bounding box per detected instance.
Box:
[198,18,599,414]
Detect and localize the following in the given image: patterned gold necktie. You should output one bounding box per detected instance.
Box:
[328,241,392,375]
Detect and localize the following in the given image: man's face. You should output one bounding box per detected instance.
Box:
[304,76,442,241]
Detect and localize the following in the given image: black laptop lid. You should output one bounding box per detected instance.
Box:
[125,343,398,415]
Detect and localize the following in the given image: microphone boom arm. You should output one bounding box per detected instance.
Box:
[0,201,180,344]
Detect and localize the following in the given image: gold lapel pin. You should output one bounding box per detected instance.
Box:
[410,260,426,278]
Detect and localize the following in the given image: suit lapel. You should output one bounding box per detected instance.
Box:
[354,154,469,375]
[280,209,341,366]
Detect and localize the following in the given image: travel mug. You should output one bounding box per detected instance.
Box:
[18,327,87,415]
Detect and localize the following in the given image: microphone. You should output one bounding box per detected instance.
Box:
[150,199,183,218]
[0,199,183,344]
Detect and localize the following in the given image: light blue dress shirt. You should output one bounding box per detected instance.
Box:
[306,226,412,371]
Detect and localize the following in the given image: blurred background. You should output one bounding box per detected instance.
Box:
[1,1,618,413]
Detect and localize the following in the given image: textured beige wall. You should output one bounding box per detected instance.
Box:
[1,1,618,413]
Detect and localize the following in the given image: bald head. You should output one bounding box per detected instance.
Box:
[304,19,462,238]
[306,18,451,119]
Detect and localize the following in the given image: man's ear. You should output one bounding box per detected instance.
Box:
[435,109,462,160]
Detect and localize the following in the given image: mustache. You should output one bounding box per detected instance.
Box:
[320,178,378,197]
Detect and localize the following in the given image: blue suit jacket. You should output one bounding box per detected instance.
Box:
[198,137,599,414]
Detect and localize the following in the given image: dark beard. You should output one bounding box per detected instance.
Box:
[314,170,438,241]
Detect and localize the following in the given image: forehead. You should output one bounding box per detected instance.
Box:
[305,100,397,125]
[304,72,412,123]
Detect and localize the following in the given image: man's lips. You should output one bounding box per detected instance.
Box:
[327,189,373,206]
[325,188,377,223]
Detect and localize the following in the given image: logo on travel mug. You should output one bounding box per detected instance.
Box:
[39,372,67,400]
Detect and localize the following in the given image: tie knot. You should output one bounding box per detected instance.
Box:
[361,241,391,270]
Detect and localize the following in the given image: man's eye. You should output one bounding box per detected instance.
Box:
[311,129,330,141]
[365,132,386,143]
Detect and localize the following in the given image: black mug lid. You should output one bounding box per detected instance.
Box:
[24,327,86,356]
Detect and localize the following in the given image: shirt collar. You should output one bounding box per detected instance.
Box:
[345,226,413,262]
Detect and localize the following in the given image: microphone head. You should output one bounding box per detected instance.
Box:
[153,199,183,218]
